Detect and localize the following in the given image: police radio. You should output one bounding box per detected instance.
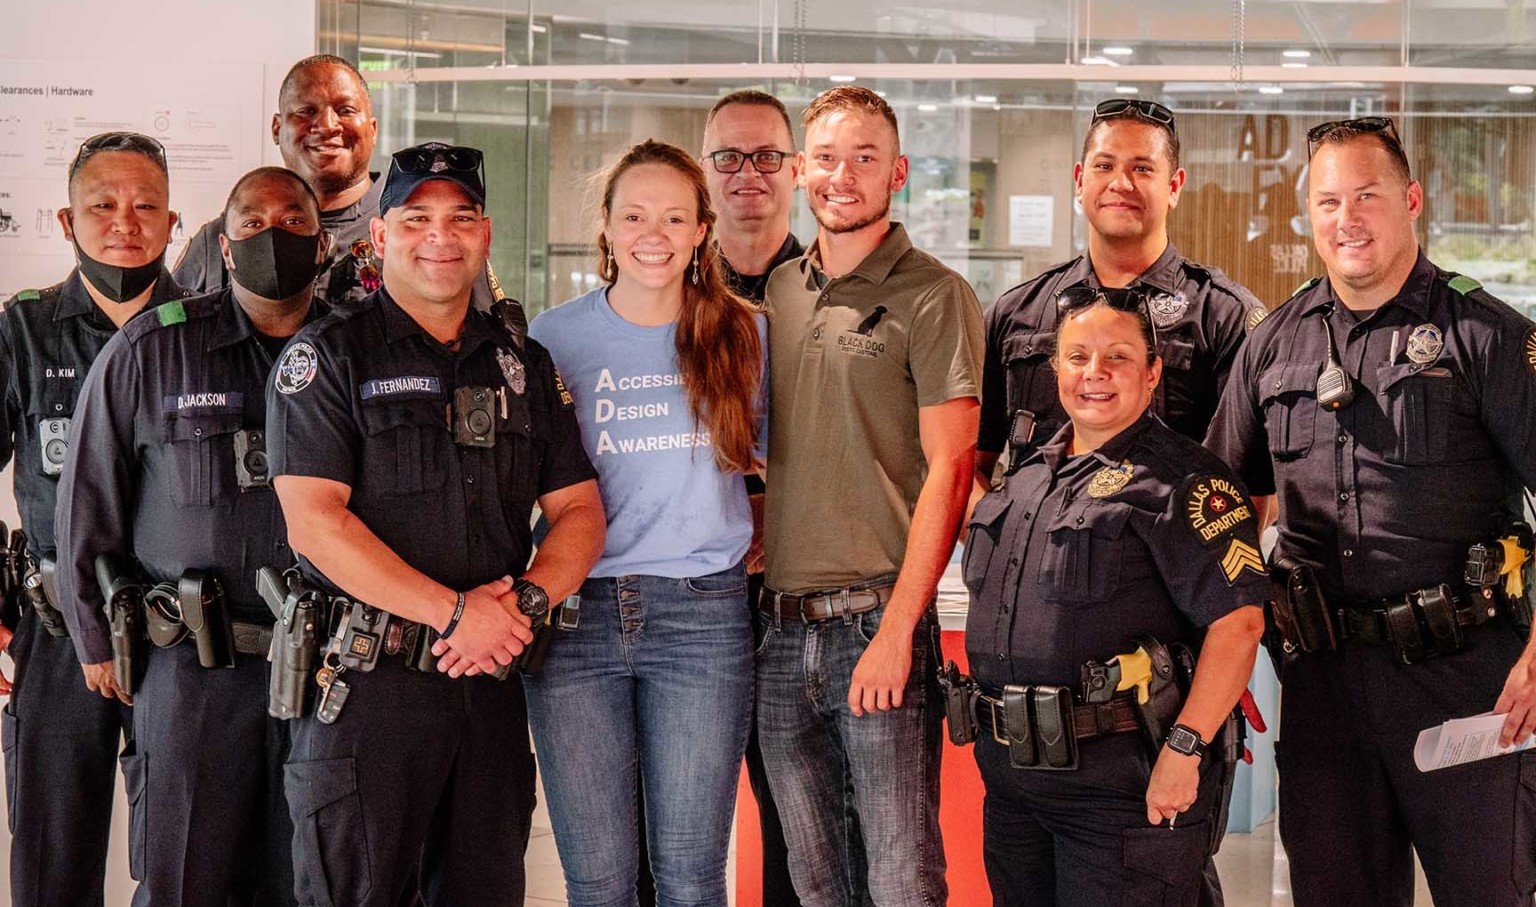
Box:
[39,417,70,476]
[1316,310,1355,411]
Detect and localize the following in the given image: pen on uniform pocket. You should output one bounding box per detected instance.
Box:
[1388,330,1400,365]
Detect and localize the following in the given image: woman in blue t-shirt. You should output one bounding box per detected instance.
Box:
[526,138,765,907]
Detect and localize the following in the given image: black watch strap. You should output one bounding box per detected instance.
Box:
[1165,724,1208,758]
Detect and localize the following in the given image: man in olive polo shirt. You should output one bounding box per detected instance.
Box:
[758,85,983,907]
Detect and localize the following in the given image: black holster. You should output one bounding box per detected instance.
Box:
[1264,556,1336,667]
[939,661,978,746]
[95,554,146,696]
[1207,707,1246,856]
[179,570,234,669]
[258,567,319,720]
[1129,634,1192,760]
[23,556,69,638]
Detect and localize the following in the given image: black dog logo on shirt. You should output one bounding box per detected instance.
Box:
[838,306,889,358]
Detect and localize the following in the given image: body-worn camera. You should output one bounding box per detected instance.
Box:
[453,386,500,448]
[234,429,270,490]
[39,417,70,476]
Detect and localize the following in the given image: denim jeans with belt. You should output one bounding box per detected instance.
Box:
[523,563,753,907]
[755,601,947,907]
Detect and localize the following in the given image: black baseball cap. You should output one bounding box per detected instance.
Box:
[379,142,486,215]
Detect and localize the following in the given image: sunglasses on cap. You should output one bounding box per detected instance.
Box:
[1090,99,1176,133]
[71,132,169,177]
[1305,116,1400,159]
[703,150,790,174]
[391,144,484,177]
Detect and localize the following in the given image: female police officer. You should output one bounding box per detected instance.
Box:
[959,289,1267,906]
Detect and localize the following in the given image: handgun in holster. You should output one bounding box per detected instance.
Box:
[258,567,320,720]
[0,524,20,631]
[23,554,69,638]
[1466,521,1535,631]
[178,570,233,669]
[95,554,146,696]
[1265,555,1336,666]
[1121,635,1191,759]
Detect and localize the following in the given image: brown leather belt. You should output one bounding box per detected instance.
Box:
[974,691,1141,742]
[760,580,896,622]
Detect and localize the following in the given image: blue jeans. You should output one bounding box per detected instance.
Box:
[755,603,947,907]
[523,564,754,907]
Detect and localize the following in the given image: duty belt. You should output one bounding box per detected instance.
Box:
[974,688,1142,744]
[760,576,897,622]
[1336,585,1495,646]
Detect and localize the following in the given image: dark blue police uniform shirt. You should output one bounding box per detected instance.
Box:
[979,244,1265,463]
[0,268,185,564]
[965,411,1268,693]
[54,289,312,664]
[1207,253,1536,604]
[265,287,595,597]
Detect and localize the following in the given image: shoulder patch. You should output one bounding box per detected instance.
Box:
[275,342,320,395]
[1245,306,1270,332]
[1185,474,1263,584]
[1524,329,1536,376]
[552,365,574,409]
[157,301,187,327]
[1185,476,1256,547]
[16,290,39,302]
[1447,274,1483,296]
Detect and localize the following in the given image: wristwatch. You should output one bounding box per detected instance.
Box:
[512,578,550,623]
[1165,724,1209,759]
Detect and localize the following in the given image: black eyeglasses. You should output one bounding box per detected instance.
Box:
[704,150,790,174]
[1306,117,1400,158]
[1091,99,1176,133]
[71,132,168,179]
[1056,287,1157,342]
[391,144,484,177]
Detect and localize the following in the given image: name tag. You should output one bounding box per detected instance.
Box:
[163,391,243,412]
[360,376,441,400]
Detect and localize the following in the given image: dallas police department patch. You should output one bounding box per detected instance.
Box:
[1405,323,1444,366]
[1185,475,1262,583]
[1148,293,1189,330]
[1245,306,1269,332]
[275,342,319,395]
[1525,329,1536,375]
[1088,460,1134,498]
[553,367,574,408]
[496,348,526,395]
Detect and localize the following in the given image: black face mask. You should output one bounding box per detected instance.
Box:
[72,237,164,303]
[226,227,323,301]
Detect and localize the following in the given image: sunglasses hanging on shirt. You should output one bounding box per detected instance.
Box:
[1316,304,1355,411]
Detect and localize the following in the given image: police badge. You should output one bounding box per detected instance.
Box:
[1405,323,1444,365]
[1088,460,1134,498]
[496,348,526,395]
[1148,293,1189,330]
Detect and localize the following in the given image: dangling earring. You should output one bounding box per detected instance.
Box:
[607,246,615,274]
[691,247,700,286]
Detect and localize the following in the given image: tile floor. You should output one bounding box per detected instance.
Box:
[70,767,1428,906]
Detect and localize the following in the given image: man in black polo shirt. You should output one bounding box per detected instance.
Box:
[0,131,185,907]
[266,142,604,906]
[701,87,807,907]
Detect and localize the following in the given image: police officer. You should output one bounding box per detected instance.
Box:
[1208,118,1536,907]
[173,55,378,303]
[265,142,605,906]
[960,290,1266,906]
[976,98,1266,483]
[54,166,330,906]
[700,88,805,907]
[0,131,184,907]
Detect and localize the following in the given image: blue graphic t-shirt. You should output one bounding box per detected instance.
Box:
[530,286,766,578]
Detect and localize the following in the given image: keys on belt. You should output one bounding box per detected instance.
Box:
[760,577,896,622]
